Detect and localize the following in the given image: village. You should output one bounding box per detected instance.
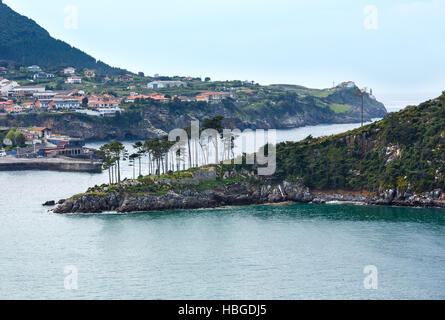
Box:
[0,65,237,118]
[0,125,102,172]
[0,125,98,158]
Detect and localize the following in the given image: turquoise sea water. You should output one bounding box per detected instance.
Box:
[1,169,445,299]
[1,125,445,299]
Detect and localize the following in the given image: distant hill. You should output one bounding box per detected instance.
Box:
[0,1,127,75]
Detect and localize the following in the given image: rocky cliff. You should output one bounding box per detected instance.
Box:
[53,166,444,214]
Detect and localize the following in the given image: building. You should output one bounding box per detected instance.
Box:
[9,86,45,98]
[84,69,96,78]
[338,81,357,89]
[196,92,233,103]
[147,81,186,89]
[63,67,76,75]
[177,96,195,102]
[31,127,52,139]
[33,72,55,80]
[51,98,81,110]
[76,107,123,117]
[0,67,7,75]
[42,134,86,157]
[4,104,23,114]
[125,94,151,103]
[28,65,42,73]
[21,102,35,110]
[80,94,121,109]
[115,74,133,82]
[33,91,57,100]
[36,97,80,110]
[0,101,15,110]
[88,100,121,109]
[66,76,82,84]
[149,93,171,102]
[125,93,171,103]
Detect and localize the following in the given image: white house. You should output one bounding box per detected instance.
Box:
[66,76,82,84]
[63,67,76,75]
[28,65,42,73]
[33,72,55,80]
[52,98,80,109]
[147,81,186,89]
[76,107,122,117]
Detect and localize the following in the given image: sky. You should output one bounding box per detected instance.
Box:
[3,0,445,107]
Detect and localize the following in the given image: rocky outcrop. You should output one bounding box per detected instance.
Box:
[367,188,445,208]
[53,181,314,214]
[53,184,445,215]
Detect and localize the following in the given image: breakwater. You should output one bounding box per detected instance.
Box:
[0,157,102,173]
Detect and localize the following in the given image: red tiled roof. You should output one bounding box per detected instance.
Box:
[32,127,48,131]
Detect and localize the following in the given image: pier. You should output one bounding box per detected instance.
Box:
[0,157,102,173]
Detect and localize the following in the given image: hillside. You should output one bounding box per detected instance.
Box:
[0,80,387,140]
[0,1,126,75]
[275,92,445,192]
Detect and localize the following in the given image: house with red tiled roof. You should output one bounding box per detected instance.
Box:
[0,101,14,109]
[21,102,35,110]
[196,91,234,103]
[31,127,51,139]
[63,67,76,75]
[5,104,23,114]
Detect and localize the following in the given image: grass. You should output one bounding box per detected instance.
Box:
[329,103,352,114]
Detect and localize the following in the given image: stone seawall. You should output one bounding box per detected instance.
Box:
[0,158,102,173]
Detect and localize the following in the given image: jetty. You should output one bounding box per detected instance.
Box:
[0,157,102,173]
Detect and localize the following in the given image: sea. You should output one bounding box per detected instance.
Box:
[1,100,444,299]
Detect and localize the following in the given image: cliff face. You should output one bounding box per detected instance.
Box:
[0,113,159,141]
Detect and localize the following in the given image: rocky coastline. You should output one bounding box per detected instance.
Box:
[52,178,444,214]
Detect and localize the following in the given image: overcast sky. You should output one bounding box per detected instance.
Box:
[4,0,445,106]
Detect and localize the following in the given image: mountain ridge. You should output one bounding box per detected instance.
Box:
[0,1,127,75]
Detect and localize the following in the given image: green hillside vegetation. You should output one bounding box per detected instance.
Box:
[275,93,445,192]
[329,103,352,114]
[0,1,126,75]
